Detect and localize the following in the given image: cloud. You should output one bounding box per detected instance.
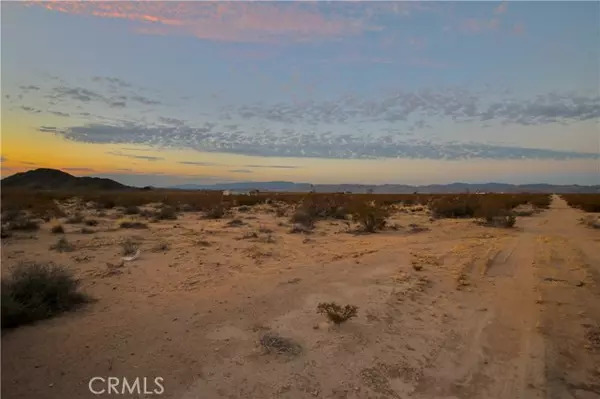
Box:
[494,2,508,15]
[19,85,40,91]
[243,164,301,169]
[513,23,525,35]
[63,167,96,172]
[178,161,221,166]
[30,1,391,44]
[20,106,41,113]
[0,156,6,163]
[229,169,253,174]
[49,110,70,117]
[91,76,132,88]
[105,151,164,162]
[37,88,599,161]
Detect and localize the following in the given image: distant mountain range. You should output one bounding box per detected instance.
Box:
[1,168,129,191]
[2,168,598,193]
[170,181,600,194]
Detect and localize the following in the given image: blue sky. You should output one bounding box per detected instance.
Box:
[1,1,599,186]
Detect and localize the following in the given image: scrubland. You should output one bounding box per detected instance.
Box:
[1,189,599,399]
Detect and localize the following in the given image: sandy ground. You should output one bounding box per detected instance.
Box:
[2,195,600,399]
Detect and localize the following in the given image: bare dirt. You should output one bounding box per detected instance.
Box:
[2,195,600,399]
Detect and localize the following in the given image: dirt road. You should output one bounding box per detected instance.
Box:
[2,196,599,399]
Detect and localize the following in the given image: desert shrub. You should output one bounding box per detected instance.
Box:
[65,213,84,224]
[50,236,74,252]
[290,209,315,229]
[580,215,600,229]
[153,241,170,252]
[226,219,245,227]
[50,224,65,234]
[118,219,148,229]
[6,217,40,231]
[237,205,251,213]
[84,219,99,226]
[1,262,89,329]
[528,195,551,209]
[317,302,358,324]
[290,224,313,234]
[124,205,141,215]
[258,225,273,234]
[178,204,195,212]
[429,195,479,218]
[1,227,11,238]
[259,332,302,355]
[351,202,389,233]
[121,238,139,256]
[562,194,600,212]
[156,206,177,220]
[1,210,23,223]
[203,204,228,219]
[275,207,287,217]
[80,227,94,234]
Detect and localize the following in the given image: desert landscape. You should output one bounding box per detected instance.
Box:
[2,172,600,399]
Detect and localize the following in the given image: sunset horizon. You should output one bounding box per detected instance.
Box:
[2,1,599,186]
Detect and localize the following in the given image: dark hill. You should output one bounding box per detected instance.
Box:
[1,168,129,190]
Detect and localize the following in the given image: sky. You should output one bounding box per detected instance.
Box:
[1,0,599,187]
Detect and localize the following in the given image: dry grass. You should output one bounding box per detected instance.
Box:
[259,332,302,356]
[50,237,74,253]
[317,302,359,324]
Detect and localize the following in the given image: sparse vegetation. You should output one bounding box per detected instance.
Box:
[84,219,99,226]
[562,194,600,212]
[351,202,389,233]
[226,218,245,227]
[1,262,89,329]
[80,227,94,234]
[156,205,177,220]
[153,241,170,252]
[50,236,74,252]
[66,213,84,224]
[5,217,40,232]
[124,205,141,215]
[120,238,139,256]
[118,219,148,229]
[259,332,302,356]
[317,302,359,324]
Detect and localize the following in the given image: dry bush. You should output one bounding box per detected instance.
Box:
[50,236,74,252]
[65,213,84,224]
[203,204,229,219]
[1,262,90,329]
[350,202,389,233]
[580,215,600,229]
[153,241,170,252]
[237,205,252,213]
[429,195,480,218]
[118,219,148,229]
[290,209,315,229]
[275,207,287,217]
[226,219,245,227]
[259,332,302,356]
[80,227,94,234]
[562,194,600,212]
[317,302,358,324]
[5,217,40,232]
[155,205,177,220]
[124,205,141,215]
[84,219,99,226]
[50,222,65,234]
[121,238,139,256]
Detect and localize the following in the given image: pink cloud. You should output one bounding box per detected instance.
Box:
[26,1,382,43]
[494,2,508,15]
[513,23,525,35]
